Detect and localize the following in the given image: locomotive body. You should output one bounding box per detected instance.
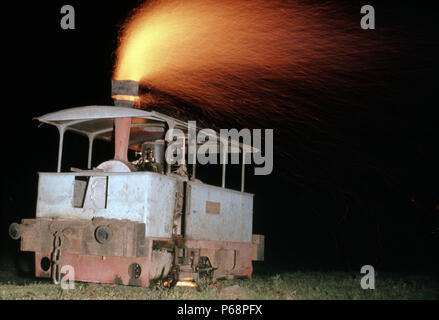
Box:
[9,83,264,287]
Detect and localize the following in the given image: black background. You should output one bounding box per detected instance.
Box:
[0,0,438,279]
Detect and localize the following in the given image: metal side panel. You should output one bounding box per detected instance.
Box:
[35,172,177,238]
[142,174,178,238]
[185,182,254,243]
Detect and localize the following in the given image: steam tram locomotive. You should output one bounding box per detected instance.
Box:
[8,81,264,287]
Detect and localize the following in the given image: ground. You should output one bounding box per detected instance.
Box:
[0,258,437,300]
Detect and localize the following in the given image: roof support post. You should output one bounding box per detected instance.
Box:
[87,135,95,169]
[57,127,65,173]
[192,162,196,180]
[165,120,174,175]
[221,143,226,188]
[188,121,197,181]
[241,148,246,192]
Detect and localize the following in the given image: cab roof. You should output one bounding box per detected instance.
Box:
[35,105,258,153]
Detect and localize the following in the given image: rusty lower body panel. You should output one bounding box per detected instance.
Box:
[184,239,254,279]
[17,217,147,257]
[35,252,150,286]
[11,217,263,287]
[33,238,254,287]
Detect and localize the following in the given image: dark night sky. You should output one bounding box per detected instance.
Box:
[1,0,438,273]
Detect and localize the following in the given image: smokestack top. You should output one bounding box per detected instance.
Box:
[111,80,140,108]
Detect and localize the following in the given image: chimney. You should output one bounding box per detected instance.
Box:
[111,80,139,162]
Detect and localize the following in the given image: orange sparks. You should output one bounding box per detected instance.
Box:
[113,0,307,83]
[113,0,396,133]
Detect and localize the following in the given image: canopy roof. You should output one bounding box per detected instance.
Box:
[35,105,257,153]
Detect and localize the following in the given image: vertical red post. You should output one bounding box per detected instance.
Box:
[114,117,132,162]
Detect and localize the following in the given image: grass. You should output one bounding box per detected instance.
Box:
[0,263,437,300]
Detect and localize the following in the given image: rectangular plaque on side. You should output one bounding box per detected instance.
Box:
[205,201,220,214]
